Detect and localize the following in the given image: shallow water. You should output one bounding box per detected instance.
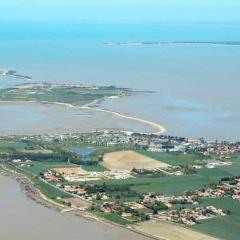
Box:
[69,146,95,162]
[0,22,239,140]
[0,102,153,135]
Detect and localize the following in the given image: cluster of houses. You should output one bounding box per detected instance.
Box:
[158,206,226,226]
[12,159,32,168]
[193,178,240,201]
[42,170,61,182]
[15,129,240,161]
[142,193,198,209]
[140,193,226,225]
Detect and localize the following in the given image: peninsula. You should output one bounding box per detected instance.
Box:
[0,82,166,134]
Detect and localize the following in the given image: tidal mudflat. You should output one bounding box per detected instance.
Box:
[0,102,155,135]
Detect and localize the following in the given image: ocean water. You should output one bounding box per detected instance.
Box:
[0,22,239,140]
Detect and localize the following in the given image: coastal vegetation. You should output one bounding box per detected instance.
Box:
[0,83,128,106]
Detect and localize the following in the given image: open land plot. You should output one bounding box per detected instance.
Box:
[134,221,219,240]
[53,167,88,175]
[20,149,53,154]
[102,151,170,171]
[62,197,91,208]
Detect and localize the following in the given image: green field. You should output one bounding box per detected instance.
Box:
[92,211,130,225]
[137,150,205,166]
[0,140,27,149]
[82,164,107,172]
[34,178,71,199]
[191,197,240,240]
[198,153,240,180]
[19,160,76,175]
[88,174,210,195]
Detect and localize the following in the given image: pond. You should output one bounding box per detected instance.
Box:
[69,146,95,163]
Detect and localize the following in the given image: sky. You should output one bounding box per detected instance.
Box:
[0,0,240,24]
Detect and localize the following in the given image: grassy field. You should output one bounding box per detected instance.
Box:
[198,153,240,180]
[89,174,210,195]
[92,211,130,225]
[20,160,76,175]
[191,197,240,240]
[0,140,27,149]
[34,178,70,199]
[82,164,107,172]
[130,175,211,194]
[137,150,204,166]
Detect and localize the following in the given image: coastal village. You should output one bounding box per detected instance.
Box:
[1,129,239,237]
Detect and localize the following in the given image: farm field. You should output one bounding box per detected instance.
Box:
[102,150,170,171]
[137,150,204,166]
[0,140,27,149]
[82,164,107,172]
[89,174,211,194]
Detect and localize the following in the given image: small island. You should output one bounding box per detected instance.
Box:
[0,69,32,80]
[0,82,127,106]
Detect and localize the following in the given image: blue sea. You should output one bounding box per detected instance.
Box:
[0,22,239,140]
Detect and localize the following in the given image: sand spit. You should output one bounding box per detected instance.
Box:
[46,101,166,134]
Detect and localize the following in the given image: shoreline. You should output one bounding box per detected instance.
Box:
[49,100,166,134]
[0,163,218,240]
[0,164,158,240]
